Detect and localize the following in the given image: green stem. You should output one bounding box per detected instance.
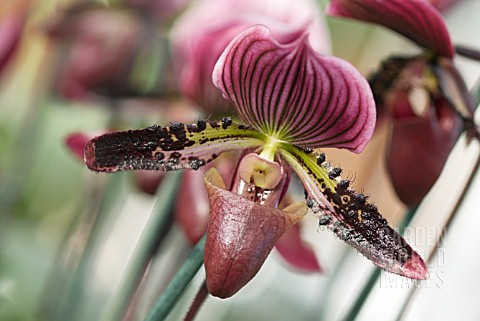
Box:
[100,171,182,321]
[53,173,127,321]
[144,234,206,321]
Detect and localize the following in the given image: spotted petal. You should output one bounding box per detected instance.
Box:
[327,0,454,59]
[213,25,375,153]
[84,120,265,172]
[279,144,427,279]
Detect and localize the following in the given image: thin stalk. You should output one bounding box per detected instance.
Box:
[100,171,182,321]
[53,173,127,321]
[394,149,480,321]
[144,235,206,321]
[343,80,480,321]
[455,45,480,61]
[183,280,209,321]
[392,80,480,321]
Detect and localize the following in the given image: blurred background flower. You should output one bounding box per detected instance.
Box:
[170,0,330,113]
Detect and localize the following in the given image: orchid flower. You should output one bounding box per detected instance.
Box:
[47,4,147,100]
[175,154,323,273]
[84,25,427,298]
[327,0,477,206]
[170,0,329,113]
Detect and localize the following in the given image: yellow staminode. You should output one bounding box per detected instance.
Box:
[238,153,282,189]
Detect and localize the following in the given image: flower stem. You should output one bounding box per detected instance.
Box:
[183,280,209,321]
[342,82,480,321]
[49,173,127,321]
[455,44,480,61]
[144,234,206,321]
[100,171,182,321]
[392,147,480,321]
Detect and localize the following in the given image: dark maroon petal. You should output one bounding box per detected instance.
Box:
[279,144,428,279]
[175,169,210,244]
[204,168,306,298]
[327,0,454,58]
[213,25,375,153]
[84,120,265,172]
[387,95,462,206]
[275,223,322,272]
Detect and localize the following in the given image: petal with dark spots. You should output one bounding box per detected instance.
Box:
[279,144,427,279]
[204,168,306,298]
[84,120,265,172]
[327,0,454,58]
[213,25,375,153]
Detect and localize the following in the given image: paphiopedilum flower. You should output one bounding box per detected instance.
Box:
[175,153,323,274]
[84,26,426,298]
[47,4,147,100]
[327,0,477,206]
[170,0,329,113]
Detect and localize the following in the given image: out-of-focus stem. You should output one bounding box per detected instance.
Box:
[52,173,127,321]
[144,235,206,321]
[183,280,209,321]
[100,171,182,321]
[455,44,480,61]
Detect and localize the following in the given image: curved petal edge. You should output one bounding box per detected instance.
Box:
[213,25,376,153]
[204,168,307,298]
[327,0,454,58]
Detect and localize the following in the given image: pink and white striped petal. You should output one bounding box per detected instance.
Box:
[213,25,375,153]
